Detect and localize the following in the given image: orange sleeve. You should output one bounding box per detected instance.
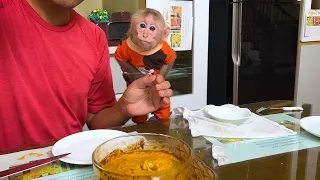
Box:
[163,42,176,64]
[114,39,130,62]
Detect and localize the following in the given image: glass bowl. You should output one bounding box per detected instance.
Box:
[92,133,192,180]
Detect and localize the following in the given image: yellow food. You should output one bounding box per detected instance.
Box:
[100,150,182,176]
[18,152,44,160]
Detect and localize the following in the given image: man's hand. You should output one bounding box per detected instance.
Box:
[118,74,173,117]
[88,74,172,129]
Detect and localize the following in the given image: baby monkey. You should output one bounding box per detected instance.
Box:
[115,8,176,124]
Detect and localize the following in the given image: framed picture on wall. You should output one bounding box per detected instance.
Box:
[147,0,193,51]
[301,0,320,42]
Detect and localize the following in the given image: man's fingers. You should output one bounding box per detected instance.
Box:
[131,75,156,89]
[155,74,165,84]
[158,89,173,97]
[161,97,170,107]
[155,81,171,90]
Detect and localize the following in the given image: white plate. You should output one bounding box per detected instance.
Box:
[300,116,320,137]
[52,130,127,165]
[205,106,252,125]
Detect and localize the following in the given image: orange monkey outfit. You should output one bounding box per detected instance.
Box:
[115,38,175,123]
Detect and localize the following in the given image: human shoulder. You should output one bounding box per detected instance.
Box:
[1,0,16,8]
[0,0,11,7]
[74,11,107,54]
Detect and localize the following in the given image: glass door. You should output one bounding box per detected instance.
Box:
[234,0,300,105]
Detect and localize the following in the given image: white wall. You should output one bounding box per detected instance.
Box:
[295,0,320,115]
[295,44,320,115]
[110,56,127,94]
[102,0,145,13]
[74,1,103,17]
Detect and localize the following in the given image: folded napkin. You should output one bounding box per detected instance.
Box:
[172,105,297,138]
[211,145,228,166]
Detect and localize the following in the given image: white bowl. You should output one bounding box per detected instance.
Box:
[300,116,320,138]
[205,106,252,125]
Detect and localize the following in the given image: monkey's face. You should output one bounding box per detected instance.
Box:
[133,14,163,50]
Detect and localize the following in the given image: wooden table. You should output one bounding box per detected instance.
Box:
[1,100,320,180]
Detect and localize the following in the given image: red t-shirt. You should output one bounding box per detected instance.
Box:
[0,0,116,152]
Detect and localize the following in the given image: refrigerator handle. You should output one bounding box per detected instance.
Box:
[231,0,242,105]
[231,1,242,66]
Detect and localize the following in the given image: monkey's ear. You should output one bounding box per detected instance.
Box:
[162,25,170,41]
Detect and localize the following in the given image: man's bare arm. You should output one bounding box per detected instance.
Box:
[87,102,129,129]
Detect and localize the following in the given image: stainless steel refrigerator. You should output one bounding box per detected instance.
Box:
[207,0,300,105]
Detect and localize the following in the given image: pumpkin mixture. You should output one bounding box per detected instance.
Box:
[100,150,183,176]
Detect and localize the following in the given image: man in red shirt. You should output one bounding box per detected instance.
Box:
[0,0,173,152]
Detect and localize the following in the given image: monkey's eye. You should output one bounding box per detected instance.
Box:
[149,26,156,31]
[140,23,146,28]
